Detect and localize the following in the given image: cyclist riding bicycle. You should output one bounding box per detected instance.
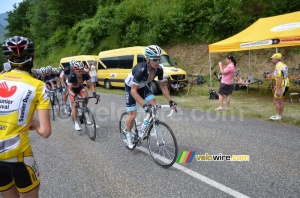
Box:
[124,45,177,148]
[45,65,58,90]
[0,35,51,198]
[67,61,100,131]
[39,67,52,89]
[60,60,74,114]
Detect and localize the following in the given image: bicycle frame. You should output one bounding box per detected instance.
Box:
[119,104,178,168]
[73,96,100,140]
[133,105,174,143]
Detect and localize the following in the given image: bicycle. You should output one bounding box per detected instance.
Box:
[73,95,100,141]
[47,88,60,121]
[290,64,300,86]
[119,105,178,168]
[165,78,190,96]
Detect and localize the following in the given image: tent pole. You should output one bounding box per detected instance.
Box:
[249,50,251,71]
[209,53,212,89]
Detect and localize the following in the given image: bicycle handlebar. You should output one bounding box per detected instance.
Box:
[75,96,100,105]
[154,105,177,117]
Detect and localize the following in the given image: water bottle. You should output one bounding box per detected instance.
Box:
[78,107,82,116]
[140,119,149,137]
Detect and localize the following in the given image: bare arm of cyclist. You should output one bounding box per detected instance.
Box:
[87,80,96,93]
[67,83,76,97]
[159,81,171,101]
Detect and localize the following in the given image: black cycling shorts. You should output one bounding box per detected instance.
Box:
[125,84,155,111]
[0,146,40,193]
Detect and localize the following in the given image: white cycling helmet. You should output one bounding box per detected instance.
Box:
[144,45,162,58]
[73,61,83,71]
[69,59,76,67]
[40,67,46,74]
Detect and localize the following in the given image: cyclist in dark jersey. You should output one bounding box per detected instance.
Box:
[39,67,52,89]
[60,61,73,113]
[67,61,99,131]
[124,45,177,148]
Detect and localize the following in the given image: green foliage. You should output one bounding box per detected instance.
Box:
[5,0,32,38]
[2,0,300,64]
[48,27,68,48]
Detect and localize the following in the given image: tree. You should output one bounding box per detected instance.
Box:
[5,0,32,38]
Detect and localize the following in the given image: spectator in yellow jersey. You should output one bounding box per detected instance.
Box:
[0,36,51,198]
[269,53,289,121]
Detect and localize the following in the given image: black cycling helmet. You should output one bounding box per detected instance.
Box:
[2,36,35,66]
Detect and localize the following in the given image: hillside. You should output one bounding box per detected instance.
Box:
[0,13,8,42]
[163,44,300,79]
[0,13,8,26]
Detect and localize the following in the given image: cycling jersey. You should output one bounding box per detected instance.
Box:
[0,70,50,160]
[68,72,91,88]
[125,62,164,88]
[47,73,56,80]
[124,62,164,111]
[274,62,289,86]
[274,62,289,99]
[63,66,71,77]
[41,75,50,82]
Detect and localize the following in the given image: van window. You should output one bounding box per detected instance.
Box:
[160,55,176,67]
[87,60,97,67]
[137,55,146,63]
[100,55,134,69]
[137,54,176,67]
[61,62,70,68]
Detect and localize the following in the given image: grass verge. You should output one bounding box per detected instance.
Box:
[96,81,300,127]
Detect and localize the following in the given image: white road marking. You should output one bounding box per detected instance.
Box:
[138,146,250,198]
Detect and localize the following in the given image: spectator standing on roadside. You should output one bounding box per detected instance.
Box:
[269,53,289,121]
[84,63,89,73]
[90,63,97,88]
[1,62,11,74]
[215,55,236,111]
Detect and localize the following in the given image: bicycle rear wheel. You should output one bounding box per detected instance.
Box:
[178,82,189,96]
[119,112,136,150]
[147,121,178,168]
[54,94,60,115]
[50,96,55,121]
[84,108,96,141]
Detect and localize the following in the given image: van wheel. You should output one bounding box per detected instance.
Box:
[149,81,158,95]
[105,80,112,89]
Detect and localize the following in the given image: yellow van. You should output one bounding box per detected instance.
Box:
[59,55,98,70]
[97,46,187,94]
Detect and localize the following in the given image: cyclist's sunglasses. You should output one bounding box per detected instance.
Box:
[149,57,161,62]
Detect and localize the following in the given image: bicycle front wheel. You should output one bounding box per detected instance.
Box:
[119,112,136,150]
[84,108,96,141]
[147,121,178,168]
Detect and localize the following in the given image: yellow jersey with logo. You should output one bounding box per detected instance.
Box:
[274,61,289,88]
[0,70,50,160]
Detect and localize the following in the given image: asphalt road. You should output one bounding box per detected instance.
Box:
[27,93,299,198]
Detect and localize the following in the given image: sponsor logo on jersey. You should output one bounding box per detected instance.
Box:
[0,82,17,98]
[18,90,33,123]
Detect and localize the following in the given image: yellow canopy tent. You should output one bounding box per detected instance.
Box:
[208,11,300,87]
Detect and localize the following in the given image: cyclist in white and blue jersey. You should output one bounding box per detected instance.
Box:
[124,45,177,148]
